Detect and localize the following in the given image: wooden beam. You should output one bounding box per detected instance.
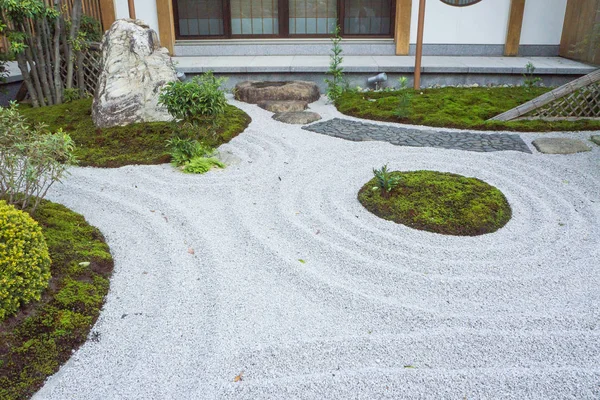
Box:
[414,0,426,89]
[98,0,116,32]
[504,0,526,56]
[128,0,136,19]
[395,0,412,55]
[156,0,176,55]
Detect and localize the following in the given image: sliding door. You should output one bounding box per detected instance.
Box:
[289,0,338,36]
[230,0,279,36]
[173,0,394,39]
[342,0,393,36]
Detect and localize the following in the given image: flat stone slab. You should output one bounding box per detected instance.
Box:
[591,135,600,146]
[235,81,320,104]
[273,111,322,125]
[532,138,592,154]
[258,100,308,113]
[303,118,532,153]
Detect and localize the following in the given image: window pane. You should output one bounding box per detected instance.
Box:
[231,0,279,35]
[289,0,337,35]
[177,0,225,37]
[343,0,392,35]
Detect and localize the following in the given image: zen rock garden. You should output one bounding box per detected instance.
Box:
[1,7,599,400]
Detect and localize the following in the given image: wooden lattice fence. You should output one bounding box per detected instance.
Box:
[490,69,600,121]
[61,42,102,95]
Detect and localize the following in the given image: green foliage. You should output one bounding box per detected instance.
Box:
[394,78,413,119]
[79,15,103,42]
[0,200,113,399]
[372,165,402,196]
[0,201,51,321]
[0,103,76,212]
[523,62,542,90]
[63,88,84,103]
[182,157,225,174]
[19,98,251,168]
[335,86,600,132]
[358,170,512,236]
[159,71,228,124]
[325,25,345,103]
[166,137,214,166]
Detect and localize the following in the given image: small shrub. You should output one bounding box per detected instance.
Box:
[325,24,345,103]
[394,77,413,119]
[166,137,214,166]
[182,157,225,174]
[63,88,83,103]
[0,103,76,212]
[0,200,51,321]
[159,71,228,124]
[372,164,402,196]
[80,15,103,42]
[523,62,542,90]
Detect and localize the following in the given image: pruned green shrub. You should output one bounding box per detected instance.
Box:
[0,103,76,212]
[159,71,228,124]
[0,200,51,321]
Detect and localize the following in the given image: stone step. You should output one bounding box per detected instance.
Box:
[257,100,308,113]
[272,111,322,125]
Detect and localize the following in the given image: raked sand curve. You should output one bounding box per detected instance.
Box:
[34,97,600,399]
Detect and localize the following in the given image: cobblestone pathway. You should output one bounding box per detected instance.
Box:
[303,118,532,153]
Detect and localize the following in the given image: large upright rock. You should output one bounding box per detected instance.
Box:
[92,19,177,128]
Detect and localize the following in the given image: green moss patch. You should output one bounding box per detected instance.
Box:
[337,87,600,132]
[358,170,512,236]
[0,200,113,399]
[19,98,251,168]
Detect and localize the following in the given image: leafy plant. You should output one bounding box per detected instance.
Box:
[0,103,76,213]
[0,200,51,321]
[394,77,413,119]
[159,71,228,125]
[398,76,409,90]
[325,24,345,103]
[63,87,86,103]
[523,62,542,90]
[182,157,225,174]
[166,137,214,166]
[372,164,402,196]
[79,14,103,42]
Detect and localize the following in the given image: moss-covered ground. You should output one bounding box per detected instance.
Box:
[0,200,113,399]
[19,98,251,168]
[358,171,512,236]
[336,87,600,132]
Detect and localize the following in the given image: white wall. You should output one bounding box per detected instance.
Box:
[520,0,567,44]
[114,0,160,36]
[410,0,511,44]
[408,0,567,46]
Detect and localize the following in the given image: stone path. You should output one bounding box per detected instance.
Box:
[303,118,532,153]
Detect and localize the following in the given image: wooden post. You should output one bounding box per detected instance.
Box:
[156,0,176,55]
[395,0,412,55]
[414,0,426,89]
[128,0,136,19]
[504,0,526,56]
[98,0,116,31]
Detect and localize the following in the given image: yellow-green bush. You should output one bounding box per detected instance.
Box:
[0,201,51,321]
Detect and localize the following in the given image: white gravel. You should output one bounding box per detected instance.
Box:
[34,97,600,399]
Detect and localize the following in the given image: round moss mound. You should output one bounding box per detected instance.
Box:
[358,170,512,236]
[0,201,51,321]
[0,200,113,399]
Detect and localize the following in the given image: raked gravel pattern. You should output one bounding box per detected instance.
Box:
[35,97,600,399]
[304,118,532,153]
